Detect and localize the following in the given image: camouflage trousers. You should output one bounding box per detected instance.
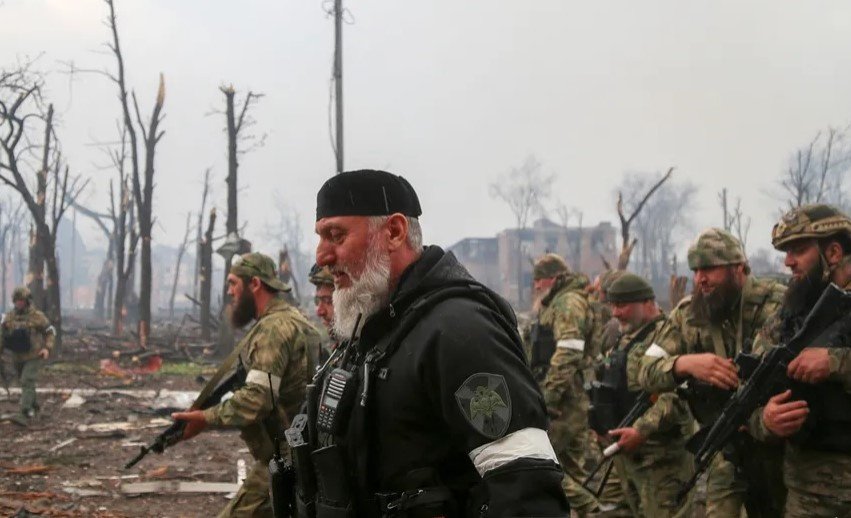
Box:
[218,459,272,518]
[14,358,41,415]
[613,447,694,518]
[548,395,600,515]
[705,454,746,517]
[784,486,851,518]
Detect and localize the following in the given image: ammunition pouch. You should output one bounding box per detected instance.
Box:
[588,348,638,435]
[678,381,734,426]
[791,381,851,453]
[3,327,32,354]
[529,322,556,382]
[790,324,851,454]
[312,445,354,517]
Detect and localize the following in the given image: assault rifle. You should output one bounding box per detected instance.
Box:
[124,359,247,469]
[582,392,653,495]
[676,283,851,503]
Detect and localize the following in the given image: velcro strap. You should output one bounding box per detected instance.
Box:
[245,369,281,392]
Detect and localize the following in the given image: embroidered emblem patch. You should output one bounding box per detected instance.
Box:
[454,373,511,439]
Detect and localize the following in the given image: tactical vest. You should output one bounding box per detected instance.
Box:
[790,316,851,454]
[303,280,517,517]
[529,322,556,383]
[2,322,32,354]
[588,319,660,435]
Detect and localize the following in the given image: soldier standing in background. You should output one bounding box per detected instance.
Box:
[595,272,694,517]
[0,287,55,421]
[638,228,786,517]
[308,263,337,366]
[534,253,604,515]
[750,204,851,517]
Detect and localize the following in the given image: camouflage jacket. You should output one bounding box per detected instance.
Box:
[539,273,598,408]
[638,276,786,394]
[622,315,694,456]
[749,279,851,499]
[0,306,56,362]
[203,298,320,462]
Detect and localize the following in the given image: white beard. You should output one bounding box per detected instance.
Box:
[331,244,392,339]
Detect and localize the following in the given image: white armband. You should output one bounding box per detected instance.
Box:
[245,369,281,392]
[644,343,670,359]
[468,427,557,476]
[556,339,585,352]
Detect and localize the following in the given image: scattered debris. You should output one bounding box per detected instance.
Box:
[62,394,86,409]
[61,487,109,498]
[142,466,170,479]
[120,481,240,495]
[99,356,163,378]
[3,464,55,475]
[76,418,171,435]
[48,438,77,453]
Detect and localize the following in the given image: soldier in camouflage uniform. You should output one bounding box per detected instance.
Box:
[534,253,602,514]
[600,273,694,517]
[638,228,786,517]
[748,204,851,517]
[308,263,337,366]
[173,253,321,518]
[0,287,55,420]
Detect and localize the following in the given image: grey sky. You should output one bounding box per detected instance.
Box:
[4,0,851,263]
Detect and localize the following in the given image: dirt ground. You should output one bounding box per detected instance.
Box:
[0,359,250,518]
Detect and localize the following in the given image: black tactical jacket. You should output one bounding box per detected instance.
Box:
[320,246,569,517]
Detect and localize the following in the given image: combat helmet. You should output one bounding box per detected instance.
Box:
[687,228,746,270]
[12,286,31,303]
[771,204,851,251]
[309,263,334,287]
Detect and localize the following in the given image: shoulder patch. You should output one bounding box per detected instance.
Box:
[454,373,511,439]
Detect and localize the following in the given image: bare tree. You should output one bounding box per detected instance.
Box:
[0,196,25,312]
[199,208,216,340]
[0,65,88,350]
[265,192,309,299]
[777,126,851,210]
[615,168,673,270]
[615,169,696,291]
[218,85,263,352]
[193,168,212,315]
[719,188,751,254]
[490,154,555,307]
[168,213,192,319]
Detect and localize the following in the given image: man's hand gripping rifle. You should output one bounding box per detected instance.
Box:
[676,283,851,503]
[124,360,247,469]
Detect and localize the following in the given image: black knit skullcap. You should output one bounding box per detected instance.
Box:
[316,170,422,221]
[606,272,655,303]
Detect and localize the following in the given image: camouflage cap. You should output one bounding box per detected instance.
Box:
[687,227,746,270]
[533,253,569,280]
[771,204,851,250]
[12,286,31,302]
[308,263,334,287]
[230,252,291,292]
[606,272,655,303]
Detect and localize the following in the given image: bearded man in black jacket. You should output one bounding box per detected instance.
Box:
[303,170,569,517]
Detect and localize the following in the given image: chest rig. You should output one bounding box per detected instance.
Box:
[290,281,514,517]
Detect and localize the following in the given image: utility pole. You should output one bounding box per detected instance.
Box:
[334,0,344,174]
[70,207,77,310]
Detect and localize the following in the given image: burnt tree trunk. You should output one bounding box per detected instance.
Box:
[200,208,216,340]
[168,213,192,319]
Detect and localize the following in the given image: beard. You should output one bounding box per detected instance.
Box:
[331,240,392,339]
[692,270,741,324]
[784,259,828,318]
[228,287,257,329]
